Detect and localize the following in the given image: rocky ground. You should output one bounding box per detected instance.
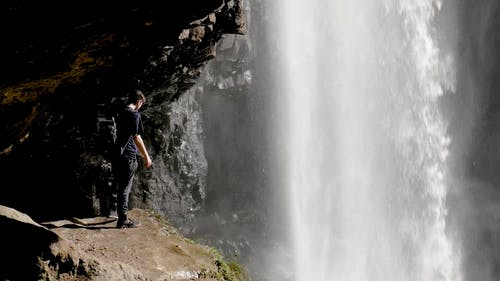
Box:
[0,205,247,281]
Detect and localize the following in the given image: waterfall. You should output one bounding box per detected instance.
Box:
[273,0,462,280]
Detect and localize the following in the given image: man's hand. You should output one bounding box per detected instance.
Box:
[145,155,153,169]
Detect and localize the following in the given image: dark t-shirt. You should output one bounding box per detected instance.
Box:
[116,107,144,160]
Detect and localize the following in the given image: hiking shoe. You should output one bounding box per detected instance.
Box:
[108,210,118,220]
[116,219,141,229]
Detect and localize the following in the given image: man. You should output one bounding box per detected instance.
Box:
[111,89,152,228]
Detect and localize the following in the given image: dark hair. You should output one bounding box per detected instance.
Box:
[126,89,146,104]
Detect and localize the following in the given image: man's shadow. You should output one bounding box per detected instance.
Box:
[41,217,117,230]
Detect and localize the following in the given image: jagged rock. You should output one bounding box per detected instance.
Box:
[0,0,247,224]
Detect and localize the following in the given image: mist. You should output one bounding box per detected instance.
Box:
[445,1,500,281]
[188,1,285,280]
[191,1,500,281]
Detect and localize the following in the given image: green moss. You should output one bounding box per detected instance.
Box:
[148,210,249,280]
[209,248,249,281]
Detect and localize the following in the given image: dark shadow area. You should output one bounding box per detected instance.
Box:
[0,216,59,281]
[41,217,118,230]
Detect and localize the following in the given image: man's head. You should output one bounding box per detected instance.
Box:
[127,89,146,109]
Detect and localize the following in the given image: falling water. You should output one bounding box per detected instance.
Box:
[274,0,462,280]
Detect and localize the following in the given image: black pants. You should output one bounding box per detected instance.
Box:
[112,156,138,221]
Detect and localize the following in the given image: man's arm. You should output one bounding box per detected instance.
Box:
[133,134,152,168]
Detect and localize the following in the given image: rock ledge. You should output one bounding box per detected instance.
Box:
[0,205,247,281]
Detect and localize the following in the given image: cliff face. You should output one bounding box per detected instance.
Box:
[0,1,246,223]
